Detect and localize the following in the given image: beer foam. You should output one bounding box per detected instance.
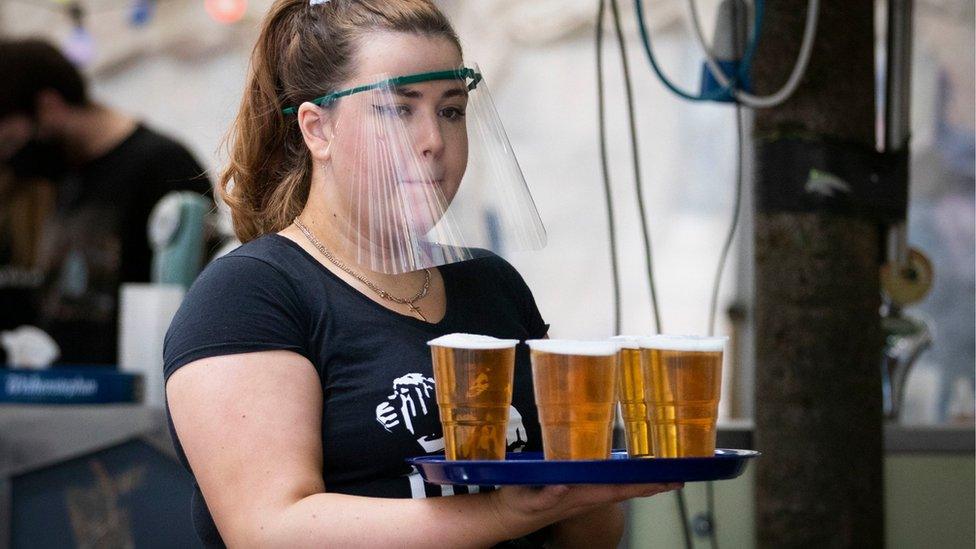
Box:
[427,333,518,350]
[610,335,642,349]
[637,335,728,352]
[525,339,620,356]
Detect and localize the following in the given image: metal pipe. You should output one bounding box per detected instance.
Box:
[884,0,914,269]
[886,224,910,269]
[884,0,914,150]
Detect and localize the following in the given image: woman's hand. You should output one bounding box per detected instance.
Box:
[486,482,682,540]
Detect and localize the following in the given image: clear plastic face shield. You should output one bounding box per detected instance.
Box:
[287,66,547,274]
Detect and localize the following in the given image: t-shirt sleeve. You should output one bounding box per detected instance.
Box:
[163,254,310,380]
[490,256,550,339]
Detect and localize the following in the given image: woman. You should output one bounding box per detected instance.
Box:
[164,1,680,546]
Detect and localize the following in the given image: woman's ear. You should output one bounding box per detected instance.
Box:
[297,103,334,162]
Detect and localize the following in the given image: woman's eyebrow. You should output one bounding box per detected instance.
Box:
[441,87,468,99]
[393,86,468,99]
[394,86,422,98]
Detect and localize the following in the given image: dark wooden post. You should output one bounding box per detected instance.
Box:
[752,1,885,547]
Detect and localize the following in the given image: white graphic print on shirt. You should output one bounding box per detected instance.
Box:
[375,373,445,452]
[374,372,528,498]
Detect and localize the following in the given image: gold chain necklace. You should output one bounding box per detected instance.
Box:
[293,217,432,321]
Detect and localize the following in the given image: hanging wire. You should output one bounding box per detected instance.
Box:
[634,0,729,101]
[609,0,663,334]
[625,1,755,547]
[707,0,748,338]
[634,0,754,102]
[706,103,745,337]
[702,2,748,547]
[595,0,624,335]
[607,0,689,546]
[686,0,817,108]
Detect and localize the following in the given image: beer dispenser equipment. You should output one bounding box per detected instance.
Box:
[597,0,818,546]
[878,0,933,420]
[148,191,211,289]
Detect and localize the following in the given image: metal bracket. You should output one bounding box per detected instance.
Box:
[755,137,909,224]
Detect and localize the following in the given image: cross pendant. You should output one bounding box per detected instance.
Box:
[409,304,428,322]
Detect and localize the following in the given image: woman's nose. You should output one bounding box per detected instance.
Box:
[416,115,445,159]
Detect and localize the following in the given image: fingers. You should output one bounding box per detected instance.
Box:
[496,482,685,522]
[636,482,683,498]
[625,482,683,499]
[568,482,684,506]
[524,484,572,512]
[497,484,572,515]
[374,402,400,431]
[412,386,431,414]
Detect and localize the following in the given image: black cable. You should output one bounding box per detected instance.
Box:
[707,105,745,337]
[706,477,719,549]
[674,489,694,549]
[608,1,692,547]
[707,3,746,338]
[609,0,663,335]
[700,102,743,549]
[603,0,745,547]
[704,3,748,548]
[595,0,623,335]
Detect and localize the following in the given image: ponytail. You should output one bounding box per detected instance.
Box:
[219,0,310,242]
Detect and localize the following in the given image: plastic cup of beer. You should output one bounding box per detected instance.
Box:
[526,339,620,460]
[639,335,727,458]
[611,336,654,458]
[427,333,518,460]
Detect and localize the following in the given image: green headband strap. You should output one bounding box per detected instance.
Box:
[282,67,482,115]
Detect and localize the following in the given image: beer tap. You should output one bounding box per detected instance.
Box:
[881,301,932,421]
[880,241,934,421]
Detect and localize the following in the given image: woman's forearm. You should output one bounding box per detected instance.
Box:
[548,503,624,549]
[243,491,545,549]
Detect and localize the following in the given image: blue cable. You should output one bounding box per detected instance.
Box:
[634,0,764,102]
[742,0,764,78]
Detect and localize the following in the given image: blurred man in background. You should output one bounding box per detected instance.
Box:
[0,38,212,365]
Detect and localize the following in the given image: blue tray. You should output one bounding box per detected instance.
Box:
[407,449,759,486]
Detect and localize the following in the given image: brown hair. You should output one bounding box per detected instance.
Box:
[219,0,461,242]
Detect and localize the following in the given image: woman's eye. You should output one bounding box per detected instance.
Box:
[440,107,465,120]
[374,104,411,118]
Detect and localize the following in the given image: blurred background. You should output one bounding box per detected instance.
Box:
[0,0,972,547]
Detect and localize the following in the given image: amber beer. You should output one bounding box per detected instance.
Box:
[611,336,653,458]
[428,334,517,460]
[527,340,619,460]
[640,335,727,457]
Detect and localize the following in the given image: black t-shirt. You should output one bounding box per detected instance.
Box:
[0,123,212,363]
[163,234,550,547]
